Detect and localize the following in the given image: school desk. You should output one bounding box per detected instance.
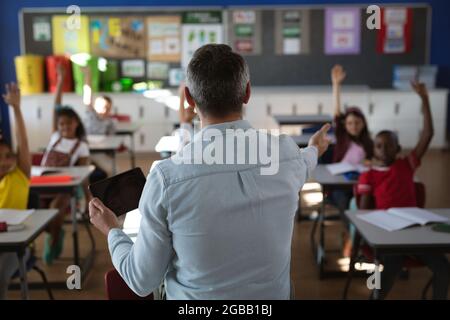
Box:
[115,122,142,168]
[343,208,450,300]
[291,133,336,147]
[88,135,125,174]
[273,114,333,126]
[29,165,95,289]
[0,209,58,299]
[155,135,180,155]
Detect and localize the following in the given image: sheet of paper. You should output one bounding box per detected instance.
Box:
[0,209,35,226]
[283,38,301,54]
[357,211,417,232]
[326,162,356,175]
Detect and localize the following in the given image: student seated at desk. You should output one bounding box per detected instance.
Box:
[40,65,91,265]
[356,81,449,300]
[331,65,374,257]
[81,66,116,135]
[0,83,31,299]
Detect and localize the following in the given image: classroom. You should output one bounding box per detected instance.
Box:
[0,0,449,305]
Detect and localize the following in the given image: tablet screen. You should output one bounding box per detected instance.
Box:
[88,167,147,216]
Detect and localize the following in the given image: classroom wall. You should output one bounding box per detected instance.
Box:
[1,0,449,144]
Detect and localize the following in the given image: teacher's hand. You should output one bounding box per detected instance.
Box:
[89,198,120,236]
[308,123,332,157]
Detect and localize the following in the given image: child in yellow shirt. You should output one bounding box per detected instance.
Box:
[0,83,31,299]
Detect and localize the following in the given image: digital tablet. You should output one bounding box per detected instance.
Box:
[88,167,147,217]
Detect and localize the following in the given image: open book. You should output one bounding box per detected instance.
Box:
[326,162,368,175]
[357,208,449,232]
[0,209,35,230]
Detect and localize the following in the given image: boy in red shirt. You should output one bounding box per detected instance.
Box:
[356,81,449,300]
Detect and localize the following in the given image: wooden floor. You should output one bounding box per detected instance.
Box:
[7,149,450,300]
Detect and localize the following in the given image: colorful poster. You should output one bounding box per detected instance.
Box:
[275,10,310,55]
[52,15,90,55]
[324,8,361,55]
[377,8,412,54]
[121,60,145,77]
[147,16,181,62]
[90,16,145,58]
[33,17,51,41]
[229,10,262,55]
[181,11,223,68]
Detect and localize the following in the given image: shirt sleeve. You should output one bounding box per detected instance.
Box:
[299,146,318,180]
[356,171,372,195]
[77,141,90,158]
[107,164,172,297]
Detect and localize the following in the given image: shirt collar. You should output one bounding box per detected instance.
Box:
[194,119,253,141]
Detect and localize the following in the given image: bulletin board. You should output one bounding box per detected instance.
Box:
[19,4,431,88]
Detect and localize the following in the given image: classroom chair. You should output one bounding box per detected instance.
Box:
[105,269,154,300]
[342,182,433,299]
[10,191,54,300]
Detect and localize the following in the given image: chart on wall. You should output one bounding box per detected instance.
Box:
[275,10,310,55]
[52,15,90,55]
[377,7,412,54]
[89,16,146,58]
[324,7,361,55]
[146,15,182,62]
[181,11,224,69]
[228,10,262,55]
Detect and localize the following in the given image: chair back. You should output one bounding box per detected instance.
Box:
[105,269,154,300]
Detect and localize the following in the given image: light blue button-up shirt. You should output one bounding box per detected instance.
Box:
[108,120,318,299]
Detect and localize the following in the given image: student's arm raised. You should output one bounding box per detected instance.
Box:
[331,65,346,117]
[411,81,434,161]
[53,64,66,131]
[81,67,94,110]
[2,83,31,177]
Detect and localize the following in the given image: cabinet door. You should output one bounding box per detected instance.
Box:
[292,93,332,115]
[21,96,54,152]
[134,124,172,152]
[340,92,369,116]
[137,96,169,124]
[109,94,140,121]
[368,92,398,121]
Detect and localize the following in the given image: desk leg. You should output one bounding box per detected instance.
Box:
[130,133,136,168]
[372,254,381,300]
[17,249,29,300]
[112,151,117,175]
[71,192,79,267]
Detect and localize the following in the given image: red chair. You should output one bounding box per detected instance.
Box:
[105,269,154,300]
[343,182,432,299]
[111,113,131,123]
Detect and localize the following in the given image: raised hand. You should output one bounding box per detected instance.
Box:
[411,80,428,98]
[56,63,66,83]
[308,123,332,157]
[2,82,21,109]
[331,64,346,85]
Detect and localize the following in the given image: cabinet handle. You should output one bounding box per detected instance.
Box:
[394,103,400,115]
[369,103,374,115]
[292,104,297,115]
[140,133,145,146]
[139,106,144,118]
[37,107,41,119]
[317,103,323,115]
[266,104,271,116]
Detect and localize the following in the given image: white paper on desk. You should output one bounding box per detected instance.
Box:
[87,135,107,144]
[31,167,61,176]
[0,209,34,226]
[388,208,448,225]
[357,211,417,232]
[326,162,367,175]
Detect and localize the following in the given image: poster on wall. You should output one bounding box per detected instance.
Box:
[228,10,262,55]
[121,59,145,78]
[146,16,181,62]
[181,11,224,69]
[377,7,412,54]
[90,16,146,58]
[52,15,90,55]
[275,10,310,55]
[33,17,51,42]
[324,8,361,55]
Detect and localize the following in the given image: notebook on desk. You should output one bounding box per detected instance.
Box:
[326,162,368,176]
[0,209,35,231]
[357,208,449,232]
